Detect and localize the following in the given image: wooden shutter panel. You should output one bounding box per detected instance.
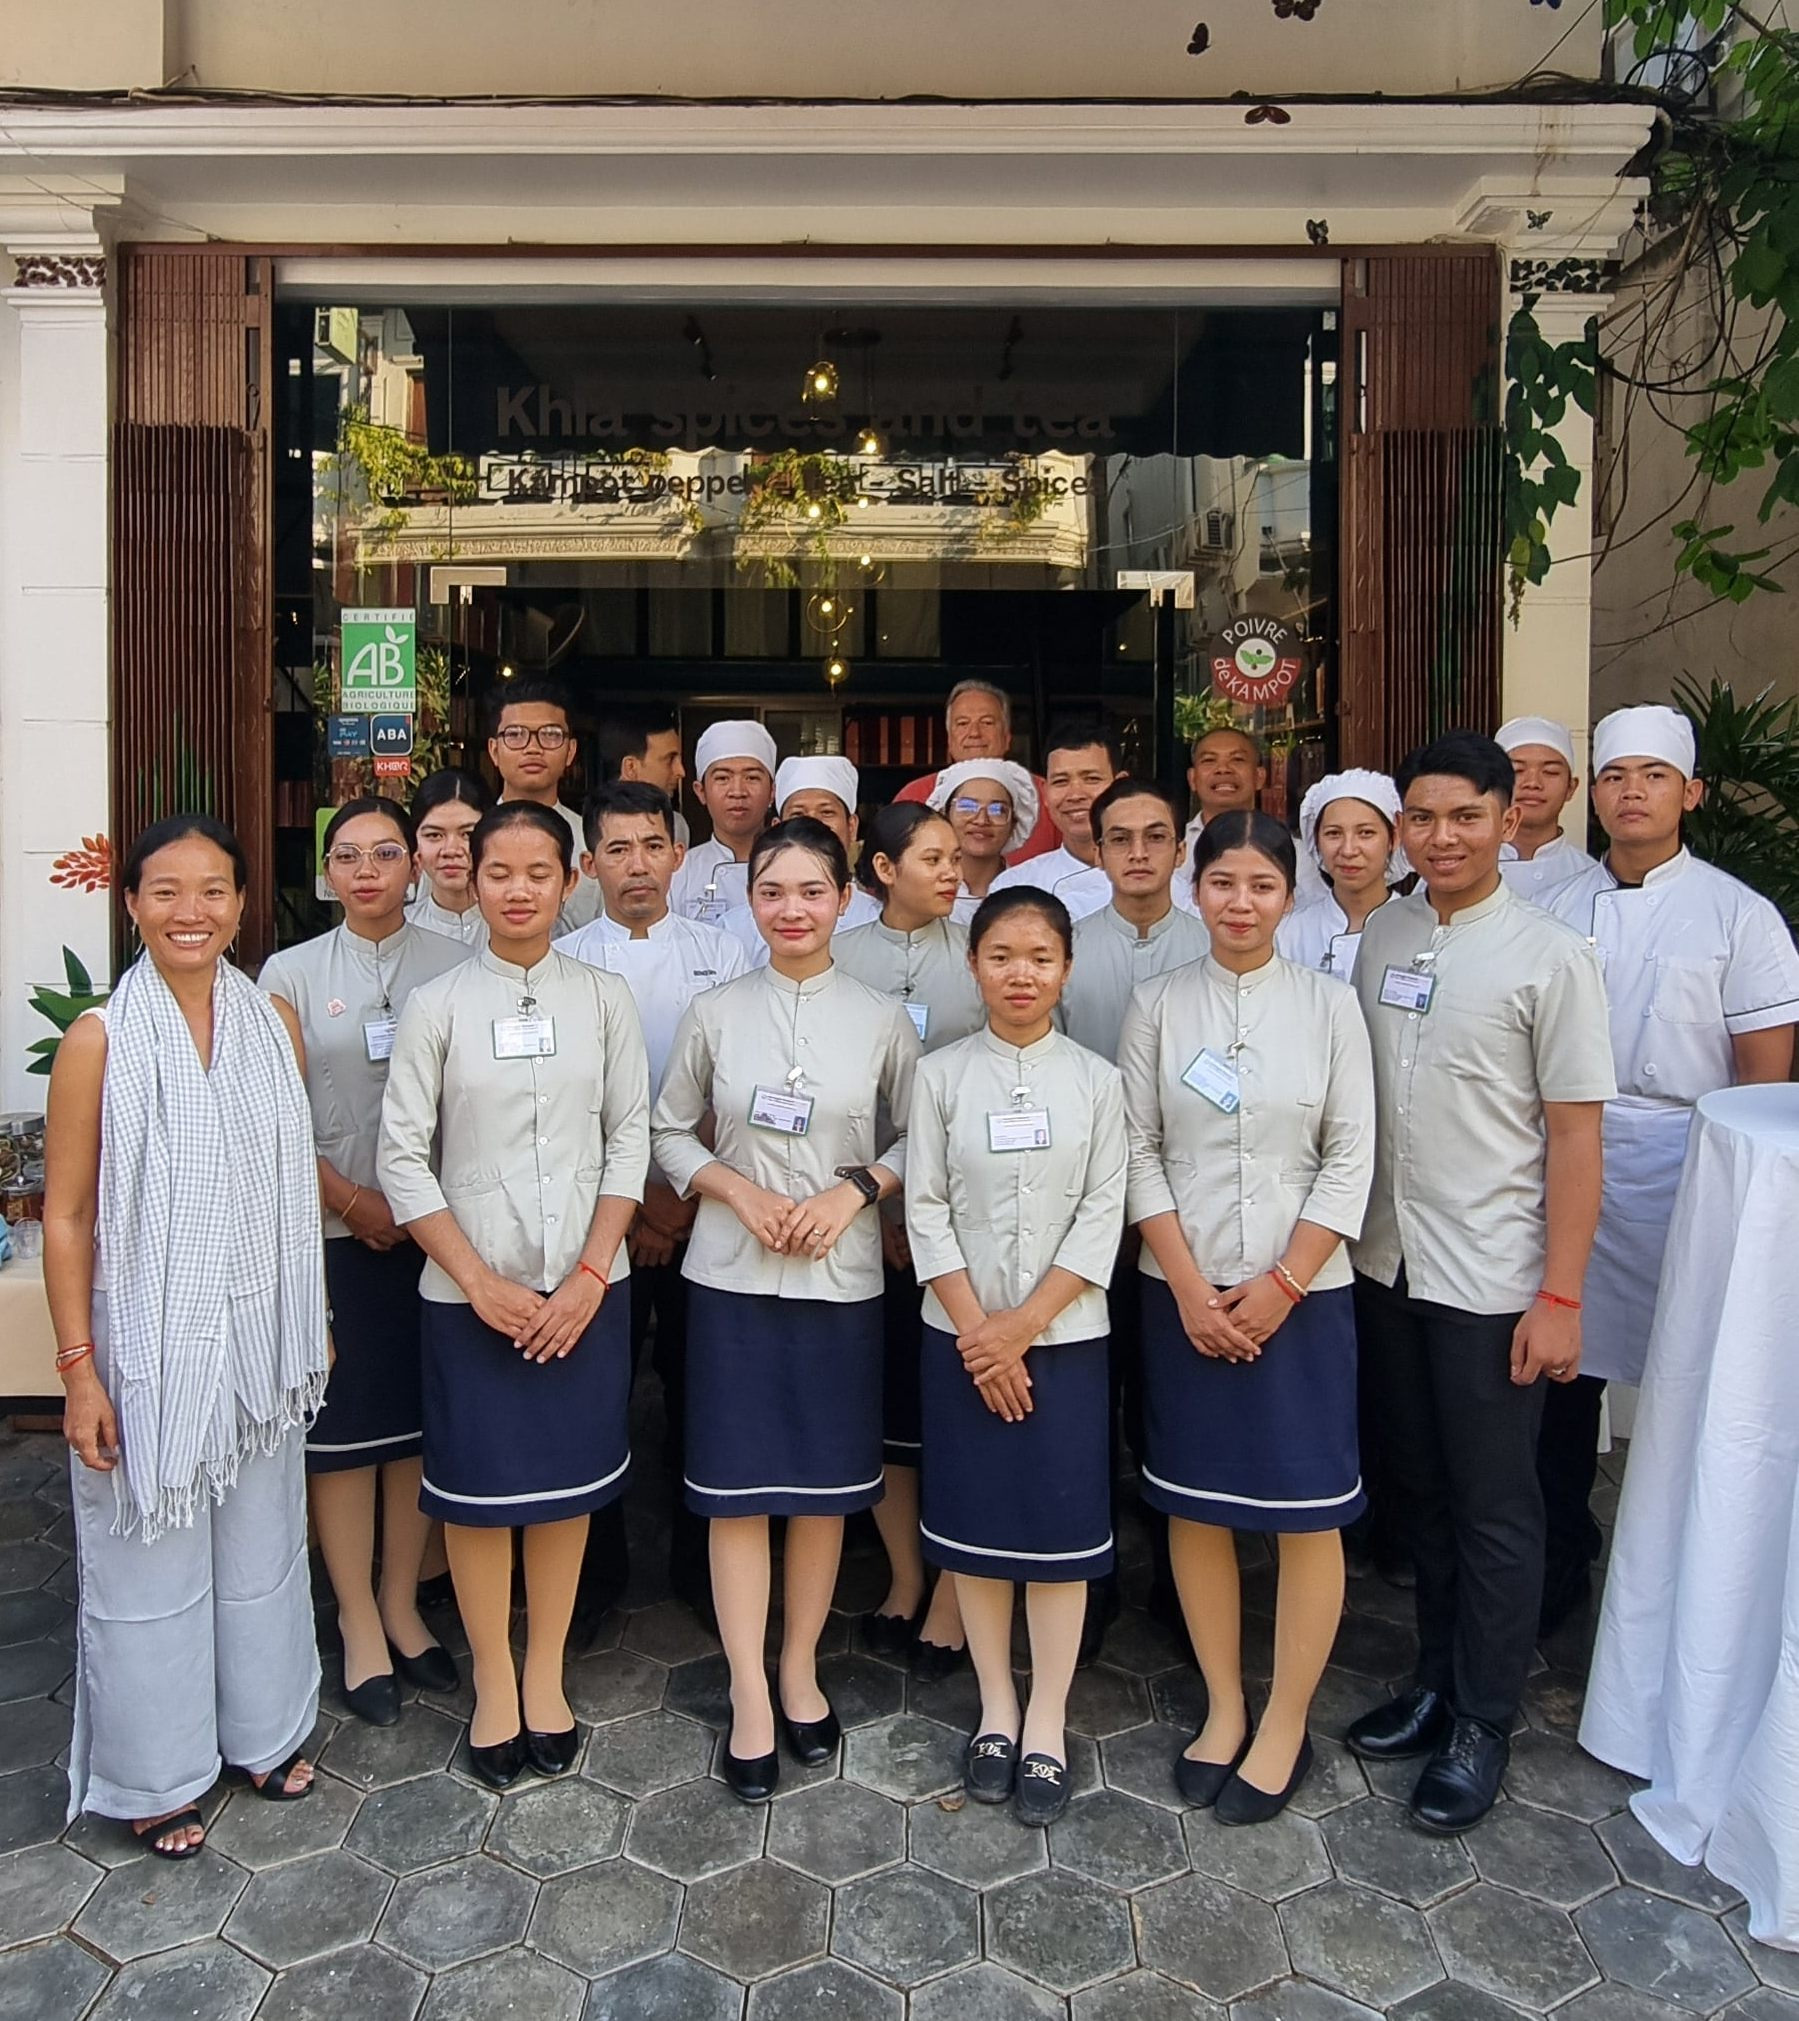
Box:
[1338,251,1504,770]
[113,250,275,963]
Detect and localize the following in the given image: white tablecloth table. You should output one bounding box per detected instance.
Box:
[1581,1083,1799,1949]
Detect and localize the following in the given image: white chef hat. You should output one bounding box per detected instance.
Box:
[1297,770,1410,885]
[1495,715,1577,769]
[1592,704,1697,780]
[693,719,777,782]
[775,754,859,817]
[928,759,1040,854]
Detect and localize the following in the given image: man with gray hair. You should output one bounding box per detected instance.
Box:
[895,678,1056,863]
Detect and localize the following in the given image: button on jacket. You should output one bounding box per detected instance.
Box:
[1351,883,1616,1314]
[1499,833,1595,902]
[407,890,489,950]
[377,947,651,1302]
[1118,953,1374,1292]
[831,916,986,1055]
[260,923,471,1238]
[990,847,1112,922]
[1061,902,1209,1061]
[905,1027,1127,1344]
[651,964,920,1301]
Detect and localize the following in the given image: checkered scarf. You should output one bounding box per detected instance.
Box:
[99,956,329,1544]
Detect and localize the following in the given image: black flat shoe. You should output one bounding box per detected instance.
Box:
[862,1602,924,1659]
[525,1724,581,1776]
[1345,1687,1450,1762]
[1174,1731,1252,1809]
[416,1572,456,1612]
[721,1744,780,1804]
[1409,1717,1508,1836]
[1013,1752,1071,1826]
[466,1731,527,1791]
[1216,1734,1314,1826]
[908,1638,967,1684]
[342,1670,402,1727]
[778,1700,841,1767]
[388,1638,459,1696]
[964,1732,1017,1804]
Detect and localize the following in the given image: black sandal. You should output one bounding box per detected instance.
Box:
[133,1806,206,1860]
[237,1747,313,1802]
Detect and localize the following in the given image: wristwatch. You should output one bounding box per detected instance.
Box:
[835,1165,881,1206]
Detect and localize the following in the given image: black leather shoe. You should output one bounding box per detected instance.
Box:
[1345,1687,1450,1762]
[1216,1734,1314,1826]
[721,1743,780,1803]
[778,1700,841,1767]
[388,1638,459,1696]
[1174,1731,1251,1809]
[909,1637,967,1684]
[1077,1575,1120,1668]
[1013,1752,1071,1826]
[964,1732,1017,1804]
[525,1724,581,1776]
[466,1731,526,1791]
[1410,1717,1508,1835]
[862,1602,924,1659]
[342,1670,401,1727]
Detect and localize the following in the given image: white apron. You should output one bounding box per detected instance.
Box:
[1582,1098,1694,1386]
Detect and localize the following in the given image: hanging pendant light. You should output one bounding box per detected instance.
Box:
[824,655,850,688]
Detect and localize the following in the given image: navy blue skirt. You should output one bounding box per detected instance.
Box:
[882,1259,923,1468]
[684,1287,884,1519]
[419,1291,630,1528]
[918,1324,1114,1584]
[1139,1275,1365,1533]
[311,1240,424,1475]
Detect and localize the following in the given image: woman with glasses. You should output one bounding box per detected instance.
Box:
[259,796,470,1724]
[929,761,1039,925]
[409,769,493,948]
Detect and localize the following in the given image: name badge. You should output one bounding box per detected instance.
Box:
[1377,965,1436,1015]
[693,897,728,923]
[903,1001,930,1042]
[1180,1047,1241,1113]
[988,1108,1051,1153]
[363,1016,398,1063]
[1326,935,1361,979]
[750,1086,814,1135]
[492,1015,557,1059]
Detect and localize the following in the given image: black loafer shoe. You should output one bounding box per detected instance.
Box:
[1013,1752,1071,1827]
[1345,1687,1450,1762]
[862,1604,924,1659]
[342,1670,402,1727]
[1409,1717,1508,1836]
[778,1701,841,1767]
[1216,1734,1314,1826]
[1174,1732,1251,1809]
[466,1731,526,1791]
[909,1638,967,1684]
[525,1724,581,1776]
[964,1732,1018,1804]
[721,1745,780,1804]
[388,1638,459,1696]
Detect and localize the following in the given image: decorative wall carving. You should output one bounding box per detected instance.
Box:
[1509,255,1615,296]
[11,252,106,290]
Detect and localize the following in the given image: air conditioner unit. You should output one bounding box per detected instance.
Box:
[1201,509,1234,550]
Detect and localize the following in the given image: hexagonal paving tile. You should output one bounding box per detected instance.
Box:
[1320,1796,1474,1909]
[904,1659,985,1734]
[841,1713,965,1802]
[1099,1720,1194,1810]
[321,1702,463,1790]
[680,1858,830,1982]
[533,1859,683,1979]
[1521,1666,1588,1740]
[1596,1807,1744,1912]
[1550,1987,1693,2021]
[1072,1969,1225,2020]
[1280,1880,1443,2011]
[917,1960,1073,2021]
[1721,1996,1799,2021]
[1231,1983,1378,2021]
[86,1938,269,2021]
[1428,1882,1599,2012]
[1728,1905,1799,1995]
[1097,1604,1188,1678]
[73,1844,249,1965]
[1389,1984,1535,2021]
[583,1950,743,2021]
[1184,1802,1330,1902]
[0,1639,72,1706]
[766,1777,903,1883]
[0,1589,70,1650]
[0,1696,70,1773]
[627,1773,764,1881]
[663,1652,733,1729]
[0,1541,66,1595]
[0,1935,111,2021]
[565,1649,669,1726]
[907,1790,1047,1889]
[344,1770,495,1874]
[1502,1730,1636,1823]
[206,1769,362,1869]
[254,1943,427,2021]
[1471,1799,1620,1909]
[621,1600,721,1668]
[1137,1872,1289,2004]
[224,1847,392,1968]
[0,1841,101,1943]
[421,1948,587,2021]
[0,1764,72,1856]
[1050,1785,1188,1892]
[1328,1610,1418,1684]
[583,1709,716,1797]
[1577,1884,1756,2012]
[985,1866,1137,1995]
[814,1650,908,1729]
[1065,1662,1152,1739]
[1285,1737,1368,1820]
[378,1852,536,1971]
[747,1957,903,2021]
[831,1862,978,1989]
[488,1776,628,1877]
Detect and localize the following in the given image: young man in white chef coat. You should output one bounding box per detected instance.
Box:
[1537,704,1799,1633]
[559,781,747,1639]
[1495,715,1594,904]
[668,720,777,922]
[721,755,881,967]
[989,720,1123,922]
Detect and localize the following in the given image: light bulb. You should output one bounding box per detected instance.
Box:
[857,427,882,455]
[806,502,822,521]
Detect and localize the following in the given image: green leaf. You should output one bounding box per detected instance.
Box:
[25,1058,51,1077]
[61,947,92,996]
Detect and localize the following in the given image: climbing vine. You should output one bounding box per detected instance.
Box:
[1503,300,1598,618]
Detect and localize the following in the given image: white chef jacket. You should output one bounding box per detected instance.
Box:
[905,1026,1127,1345]
[989,847,1112,923]
[259,922,471,1237]
[378,947,651,1301]
[669,837,752,924]
[719,885,883,970]
[1059,903,1209,1061]
[555,910,746,1098]
[407,889,489,950]
[1546,848,1799,1383]
[1275,892,1399,985]
[1499,833,1595,903]
[652,964,920,1302]
[831,916,986,1056]
[1118,954,1375,1293]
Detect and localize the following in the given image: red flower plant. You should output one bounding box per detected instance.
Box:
[50,836,113,893]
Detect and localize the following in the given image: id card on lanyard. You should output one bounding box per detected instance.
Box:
[1181,1047,1241,1113]
[751,1064,814,1136]
[1378,948,1438,1015]
[493,1015,557,1059]
[902,1001,930,1043]
[363,1015,399,1063]
[988,1079,1050,1153]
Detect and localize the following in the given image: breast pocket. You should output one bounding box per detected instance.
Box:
[1428,997,1520,1082]
[1652,955,1725,1027]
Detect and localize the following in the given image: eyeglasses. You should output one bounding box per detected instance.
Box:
[951,797,1011,821]
[495,724,570,751]
[326,843,411,869]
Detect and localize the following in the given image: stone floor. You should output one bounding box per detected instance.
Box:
[1,1421,1795,2021]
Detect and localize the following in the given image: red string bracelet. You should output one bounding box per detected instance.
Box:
[1268,1269,1305,1307]
[1535,1289,1582,1311]
[578,1263,608,1289]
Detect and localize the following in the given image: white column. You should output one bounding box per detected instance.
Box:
[0,202,118,1109]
